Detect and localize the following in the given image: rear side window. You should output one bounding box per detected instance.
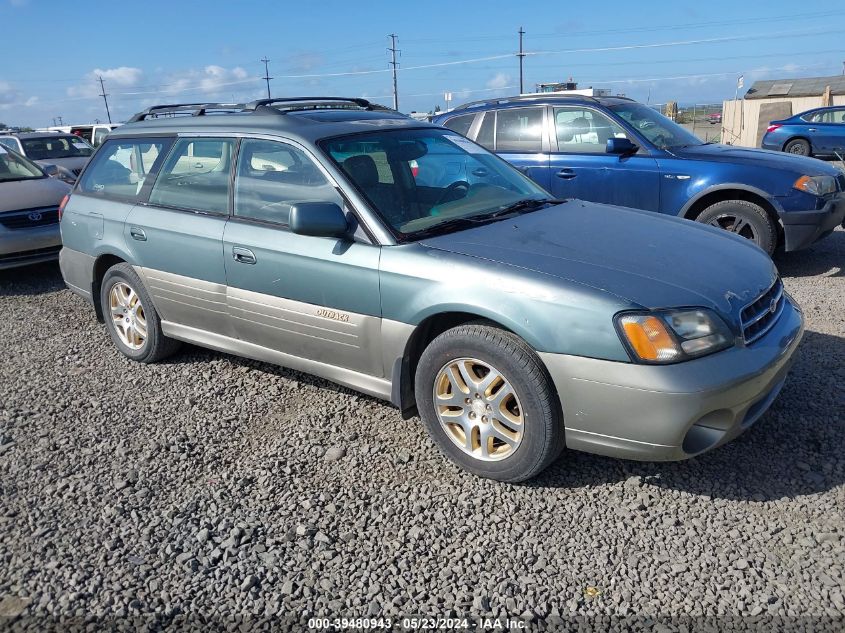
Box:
[234,139,341,225]
[148,138,235,213]
[442,113,475,137]
[495,107,543,152]
[77,138,169,200]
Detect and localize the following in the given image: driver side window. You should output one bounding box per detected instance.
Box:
[554,107,629,153]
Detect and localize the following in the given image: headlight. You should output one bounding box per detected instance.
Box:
[616,308,733,364]
[793,175,836,197]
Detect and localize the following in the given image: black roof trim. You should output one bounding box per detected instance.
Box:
[243,96,394,114]
[127,103,246,123]
[127,97,398,123]
[450,93,634,112]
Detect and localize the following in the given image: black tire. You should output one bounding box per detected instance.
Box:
[696,199,778,256]
[783,138,811,157]
[100,263,180,363]
[414,323,564,482]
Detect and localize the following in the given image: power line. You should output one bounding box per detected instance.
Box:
[388,34,400,110]
[97,75,112,124]
[260,56,273,99]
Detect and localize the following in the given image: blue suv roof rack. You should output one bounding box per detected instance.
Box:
[450,93,634,112]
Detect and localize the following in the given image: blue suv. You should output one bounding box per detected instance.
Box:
[433,95,845,255]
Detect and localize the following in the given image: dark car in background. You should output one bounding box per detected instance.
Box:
[0,144,70,269]
[761,106,845,158]
[0,132,94,183]
[433,95,845,255]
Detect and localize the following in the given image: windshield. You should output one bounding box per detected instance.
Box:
[609,103,704,150]
[320,129,551,239]
[21,135,94,160]
[0,145,45,182]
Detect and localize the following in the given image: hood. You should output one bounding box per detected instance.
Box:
[35,157,90,173]
[668,143,839,176]
[0,177,70,213]
[419,201,777,324]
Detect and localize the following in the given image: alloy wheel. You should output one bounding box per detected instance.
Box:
[109,281,147,350]
[707,214,759,242]
[433,357,524,461]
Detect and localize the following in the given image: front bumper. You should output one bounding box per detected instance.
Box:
[0,224,61,270]
[539,296,804,461]
[780,193,845,251]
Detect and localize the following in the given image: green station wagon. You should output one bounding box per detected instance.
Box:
[59,98,804,481]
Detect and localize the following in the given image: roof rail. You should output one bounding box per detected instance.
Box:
[448,93,636,112]
[243,96,393,114]
[127,102,246,123]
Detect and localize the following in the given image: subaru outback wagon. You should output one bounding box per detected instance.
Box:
[434,95,845,256]
[60,98,804,481]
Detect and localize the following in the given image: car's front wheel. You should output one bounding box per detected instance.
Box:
[696,200,778,256]
[100,263,180,363]
[414,323,564,482]
[783,138,811,156]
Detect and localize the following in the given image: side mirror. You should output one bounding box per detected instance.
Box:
[42,163,59,177]
[289,202,349,238]
[606,137,638,155]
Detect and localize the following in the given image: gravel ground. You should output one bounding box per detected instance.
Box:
[1,229,844,632]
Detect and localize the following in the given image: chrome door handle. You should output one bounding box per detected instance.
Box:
[808,128,817,132]
[232,246,256,264]
[129,227,146,241]
[556,169,577,179]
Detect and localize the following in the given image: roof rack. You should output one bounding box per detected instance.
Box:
[243,96,393,114]
[127,102,246,123]
[450,93,634,112]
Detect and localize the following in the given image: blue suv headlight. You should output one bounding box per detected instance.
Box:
[793,175,837,197]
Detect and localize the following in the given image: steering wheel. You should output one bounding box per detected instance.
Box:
[433,181,470,208]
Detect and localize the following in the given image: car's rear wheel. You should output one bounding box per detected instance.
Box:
[784,138,811,156]
[696,200,778,256]
[414,323,563,482]
[100,263,180,363]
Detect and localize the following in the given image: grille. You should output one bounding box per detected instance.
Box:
[741,277,784,344]
[72,168,82,176]
[0,245,60,262]
[0,207,59,230]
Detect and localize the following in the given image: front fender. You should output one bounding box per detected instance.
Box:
[678,183,784,219]
[380,245,632,362]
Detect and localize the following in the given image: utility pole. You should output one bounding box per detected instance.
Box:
[260,56,273,99]
[52,117,57,126]
[517,27,526,94]
[98,76,112,124]
[388,34,400,111]
[57,115,63,126]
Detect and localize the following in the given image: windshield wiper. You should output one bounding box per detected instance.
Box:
[476,197,562,220]
[405,198,562,241]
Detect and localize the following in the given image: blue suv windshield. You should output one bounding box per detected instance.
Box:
[609,103,703,150]
[321,129,551,239]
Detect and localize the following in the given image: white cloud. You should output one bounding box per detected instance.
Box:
[486,72,511,90]
[160,65,252,97]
